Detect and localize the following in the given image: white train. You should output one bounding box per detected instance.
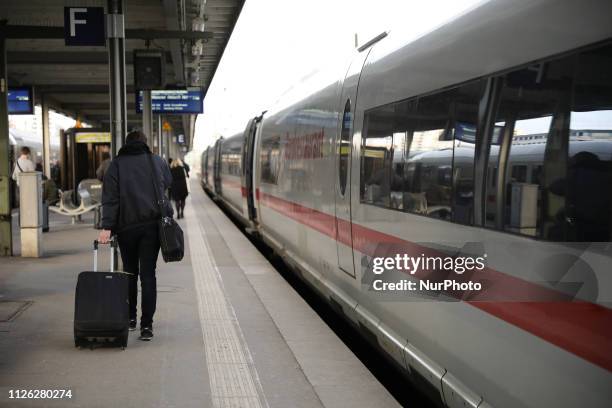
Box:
[9,127,60,165]
[200,1,612,406]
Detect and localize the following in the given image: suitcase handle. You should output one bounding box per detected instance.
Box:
[93,237,118,272]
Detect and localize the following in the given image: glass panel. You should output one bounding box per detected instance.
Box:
[450,83,482,225]
[221,139,242,176]
[339,100,351,196]
[362,130,393,206]
[487,57,574,237]
[389,132,407,209]
[361,81,482,222]
[260,134,281,184]
[564,44,612,241]
[406,92,453,220]
[361,102,399,206]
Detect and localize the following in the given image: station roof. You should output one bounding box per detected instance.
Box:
[0,0,245,146]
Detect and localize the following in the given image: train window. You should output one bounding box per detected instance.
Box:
[339,99,351,196]
[361,80,483,223]
[486,42,612,242]
[260,134,281,184]
[564,44,612,241]
[487,57,574,237]
[405,92,454,220]
[449,84,481,225]
[361,100,415,207]
[221,140,242,177]
[360,41,611,240]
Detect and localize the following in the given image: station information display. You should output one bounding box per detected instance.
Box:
[8,87,34,114]
[137,89,203,114]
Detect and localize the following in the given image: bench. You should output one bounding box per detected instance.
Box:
[49,180,102,224]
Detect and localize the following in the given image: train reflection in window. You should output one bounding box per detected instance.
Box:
[486,43,612,241]
[361,81,483,224]
[260,134,281,184]
[361,42,611,241]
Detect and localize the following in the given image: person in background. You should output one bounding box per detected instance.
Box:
[42,175,59,205]
[99,130,173,341]
[12,146,36,186]
[96,152,111,181]
[35,157,43,173]
[167,158,173,198]
[50,160,61,186]
[170,158,189,219]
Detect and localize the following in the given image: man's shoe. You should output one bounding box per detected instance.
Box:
[129,319,137,331]
[139,327,153,341]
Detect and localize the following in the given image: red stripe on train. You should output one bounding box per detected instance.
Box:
[219,178,247,197]
[257,190,612,372]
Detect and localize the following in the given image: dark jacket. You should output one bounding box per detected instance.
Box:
[170,166,189,201]
[101,141,173,232]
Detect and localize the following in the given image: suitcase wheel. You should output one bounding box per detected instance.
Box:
[75,337,84,349]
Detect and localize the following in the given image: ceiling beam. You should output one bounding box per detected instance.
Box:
[62,102,135,110]
[0,25,214,40]
[7,51,174,65]
[33,84,135,94]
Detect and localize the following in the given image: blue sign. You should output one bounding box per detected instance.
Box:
[64,7,105,46]
[454,122,476,143]
[136,89,203,114]
[8,87,34,115]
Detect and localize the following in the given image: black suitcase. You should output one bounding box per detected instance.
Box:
[74,239,129,349]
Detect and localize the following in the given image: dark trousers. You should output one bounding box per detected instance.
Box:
[118,222,160,327]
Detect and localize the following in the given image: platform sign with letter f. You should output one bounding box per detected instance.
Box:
[64,7,106,46]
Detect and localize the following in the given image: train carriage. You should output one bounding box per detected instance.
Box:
[201,1,612,406]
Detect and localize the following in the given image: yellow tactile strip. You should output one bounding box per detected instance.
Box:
[186,204,268,408]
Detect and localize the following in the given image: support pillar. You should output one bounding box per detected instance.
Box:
[41,94,51,178]
[157,114,163,157]
[107,0,127,157]
[142,89,153,141]
[0,34,12,256]
[19,172,43,257]
[164,120,170,160]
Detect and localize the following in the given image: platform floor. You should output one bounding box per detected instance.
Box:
[0,182,400,408]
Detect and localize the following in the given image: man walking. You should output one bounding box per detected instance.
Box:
[98,131,173,341]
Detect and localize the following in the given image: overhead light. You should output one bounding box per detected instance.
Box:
[192,40,204,56]
[192,16,205,32]
[190,70,200,85]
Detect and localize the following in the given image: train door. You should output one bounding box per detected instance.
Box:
[335,52,369,277]
[201,148,208,188]
[213,138,223,194]
[243,114,264,224]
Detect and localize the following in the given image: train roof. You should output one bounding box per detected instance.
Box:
[359,0,612,111]
[259,0,612,134]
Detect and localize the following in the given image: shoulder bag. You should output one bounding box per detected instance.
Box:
[147,154,184,262]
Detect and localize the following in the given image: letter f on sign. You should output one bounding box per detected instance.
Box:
[70,8,87,37]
